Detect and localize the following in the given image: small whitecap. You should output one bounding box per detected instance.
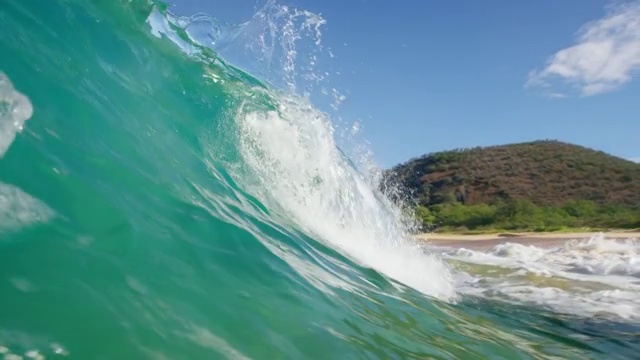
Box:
[9,277,36,293]
[49,344,68,356]
[126,277,148,295]
[0,72,34,158]
[24,350,43,360]
[0,182,54,233]
[76,235,93,247]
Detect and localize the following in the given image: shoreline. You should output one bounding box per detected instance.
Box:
[415,231,639,250]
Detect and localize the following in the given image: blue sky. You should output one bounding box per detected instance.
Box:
[171,0,640,167]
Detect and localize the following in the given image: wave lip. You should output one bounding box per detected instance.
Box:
[146,4,457,300]
[235,96,457,300]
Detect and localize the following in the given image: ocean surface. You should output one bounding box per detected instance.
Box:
[1,1,638,359]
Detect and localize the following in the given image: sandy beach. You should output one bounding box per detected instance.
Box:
[415,231,640,250]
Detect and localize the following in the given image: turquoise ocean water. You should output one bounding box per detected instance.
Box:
[1,1,639,359]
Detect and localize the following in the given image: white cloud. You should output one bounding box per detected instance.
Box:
[547,92,567,99]
[526,2,640,97]
[630,157,640,163]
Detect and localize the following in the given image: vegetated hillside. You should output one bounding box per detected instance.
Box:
[385,140,640,231]
[388,140,640,210]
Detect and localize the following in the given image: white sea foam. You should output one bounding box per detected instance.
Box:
[209,3,457,300]
[0,72,53,232]
[0,72,33,158]
[0,183,53,233]
[236,96,456,300]
[149,2,455,300]
[437,234,640,319]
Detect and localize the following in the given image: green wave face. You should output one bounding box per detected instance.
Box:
[0,1,638,359]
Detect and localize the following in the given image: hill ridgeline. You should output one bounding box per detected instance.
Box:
[386,140,640,231]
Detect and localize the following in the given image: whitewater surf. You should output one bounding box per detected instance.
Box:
[0,1,638,359]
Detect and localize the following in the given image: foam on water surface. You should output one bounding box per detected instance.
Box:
[3,1,638,357]
[0,72,53,233]
[0,343,68,360]
[235,96,457,300]
[433,234,640,320]
[145,4,457,300]
[0,183,54,233]
[0,72,33,158]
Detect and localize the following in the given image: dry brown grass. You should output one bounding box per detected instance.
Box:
[388,140,640,209]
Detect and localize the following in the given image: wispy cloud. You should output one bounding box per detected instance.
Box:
[630,157,640,163]
[547,92,567,99]
[526,2,640,97]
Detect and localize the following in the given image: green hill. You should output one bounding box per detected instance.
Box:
[386,140,640,231]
